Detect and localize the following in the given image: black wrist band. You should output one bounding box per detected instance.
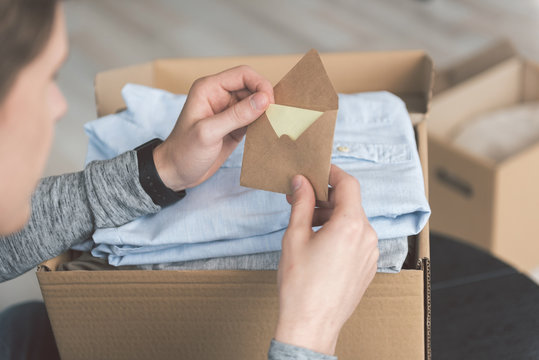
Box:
[135,138,186,207]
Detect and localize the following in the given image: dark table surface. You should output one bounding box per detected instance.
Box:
[430,233,539,360]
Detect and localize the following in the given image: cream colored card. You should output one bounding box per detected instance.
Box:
[266,104,323,141]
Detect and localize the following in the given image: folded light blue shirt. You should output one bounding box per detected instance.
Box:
[81,84,430,271]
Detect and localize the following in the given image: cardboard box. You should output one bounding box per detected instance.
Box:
[429,40,539,272]
[37,51,433,360]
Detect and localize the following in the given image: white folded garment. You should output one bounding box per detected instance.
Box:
[452,102,539,162]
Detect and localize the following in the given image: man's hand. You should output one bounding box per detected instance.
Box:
[275,165,379,355]
[153,65,274,191]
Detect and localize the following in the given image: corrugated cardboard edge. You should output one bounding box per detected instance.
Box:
[433,39,516,95]
[413,51,432,358]
[414,118,432,360]
[416,256,431,360]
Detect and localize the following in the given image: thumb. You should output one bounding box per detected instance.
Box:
[202,92,269,140]
[288,175,316,233]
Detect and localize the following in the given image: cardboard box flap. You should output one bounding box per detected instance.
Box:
[429,57,522,138]
[434,39,517,95]
[523,61,539,102]
[153,52,433,113]
[95,51,433,117]
[95,62,154,117]
[415,120,430,262]
[37,251,73,272]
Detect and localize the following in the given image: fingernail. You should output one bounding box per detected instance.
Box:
[292,176,302,192]
[250,92,268,111]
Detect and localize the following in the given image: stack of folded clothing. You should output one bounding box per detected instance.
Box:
[70,84,430,273]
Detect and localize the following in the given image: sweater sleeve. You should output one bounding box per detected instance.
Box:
[268,339,338,360]
[0,151,160,282]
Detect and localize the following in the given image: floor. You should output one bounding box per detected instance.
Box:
[1,0,539,311]
[431,234,539,359]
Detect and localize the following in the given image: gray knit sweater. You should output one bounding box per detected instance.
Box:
[0,150,336,360]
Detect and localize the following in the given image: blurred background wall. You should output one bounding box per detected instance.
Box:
[1,0,538,311]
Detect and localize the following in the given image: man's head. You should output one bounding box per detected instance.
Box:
[0,0,68,235]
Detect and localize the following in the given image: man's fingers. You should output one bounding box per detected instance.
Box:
[286,186,334,207]
[198,91,269,143]
[288,175,316,234]
[232,89,254,102]
[286,192,333,227]
[286,167,365,224]
[214,65,274,101]
[286,183,334,227]
[183,65,274,121]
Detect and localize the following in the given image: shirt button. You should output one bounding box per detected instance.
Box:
[337,145,350,153]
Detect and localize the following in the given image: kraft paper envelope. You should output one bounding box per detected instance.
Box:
[240,49,339,201]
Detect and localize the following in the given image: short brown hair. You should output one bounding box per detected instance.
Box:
[0,0,59,104]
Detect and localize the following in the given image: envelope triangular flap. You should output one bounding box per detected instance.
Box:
[274,49,339,111]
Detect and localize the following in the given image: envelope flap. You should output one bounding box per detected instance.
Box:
[274,49,338,111]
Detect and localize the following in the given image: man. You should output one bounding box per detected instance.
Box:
[0,1,379,359]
